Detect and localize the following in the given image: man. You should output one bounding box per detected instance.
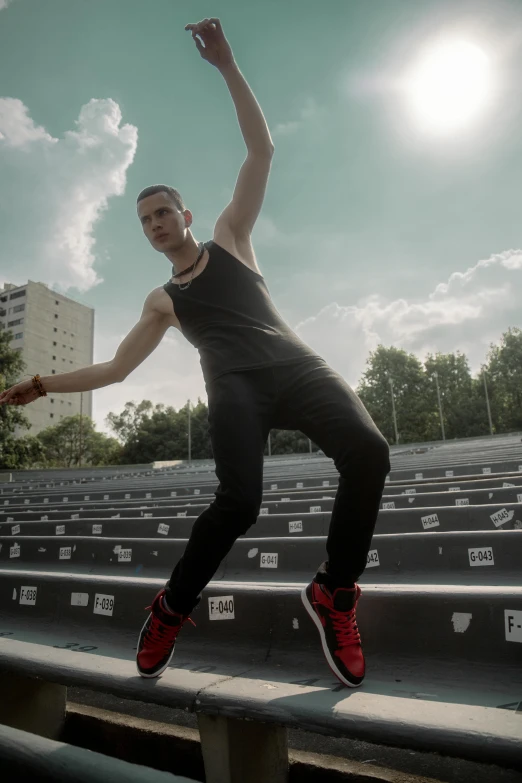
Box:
[0,18,390,688]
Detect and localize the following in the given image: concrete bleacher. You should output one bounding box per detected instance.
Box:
[0,434,521,781]
[0,723,197,782]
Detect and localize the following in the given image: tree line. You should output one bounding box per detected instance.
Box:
[1,327,520,469]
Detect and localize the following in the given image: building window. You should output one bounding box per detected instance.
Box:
[68,402,72,405]
[52,355,56,360]
[50,413,54,418]
[13,304,25,313]
[0,296,7,303]
[51,399,54,403]
[14,332,23,339]
[54,327,57,332]
[70,347,73,351]
[8,318,23,327]
[9,290,26,300]
[55,300,59,305]
[52,369,56,374]
[69,360,72,364]
[53,341,57,346]
[54,314,58,319]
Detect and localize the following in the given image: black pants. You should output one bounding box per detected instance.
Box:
[166,356,390,615]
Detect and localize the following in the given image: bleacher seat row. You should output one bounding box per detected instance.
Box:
[0,435,521,781]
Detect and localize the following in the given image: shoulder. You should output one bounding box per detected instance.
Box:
[144,285,173,318]
[212,226,263,276]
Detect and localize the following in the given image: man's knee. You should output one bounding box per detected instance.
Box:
[338,429,390,479]
[213,490,262,535]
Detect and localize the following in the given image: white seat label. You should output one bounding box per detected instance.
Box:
[366,549,380,567]
[209,596,235,620]
[505,610,522,643]
[260,553,278,568]
[289,520,303,533]
[93,594,115,616]
[71,592,89,606]
[20,586,37,605]
[421,513,440,530]
[468,547,494,566]
[490,508,513,527]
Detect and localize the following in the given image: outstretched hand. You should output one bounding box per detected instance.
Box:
[185,18,235,70]
[0,379,41,406]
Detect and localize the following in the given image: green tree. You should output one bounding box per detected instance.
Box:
[0,329,45,469]
[483,327,522,432]
[36,414,121,467]
[357,345,434,444]
[424,351,488,439]
[267,428,318,455]
[105,400,154,444]
[113,399,212,463]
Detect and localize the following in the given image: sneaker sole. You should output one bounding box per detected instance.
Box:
[301,586,363,688]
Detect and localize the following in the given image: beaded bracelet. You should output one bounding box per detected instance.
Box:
[32,374,47,397]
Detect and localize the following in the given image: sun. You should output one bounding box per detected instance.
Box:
[404,39,492,134]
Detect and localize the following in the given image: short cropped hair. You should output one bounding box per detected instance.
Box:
[136,184,185,212]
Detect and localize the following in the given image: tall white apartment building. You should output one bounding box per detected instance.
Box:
[0,280,94,436]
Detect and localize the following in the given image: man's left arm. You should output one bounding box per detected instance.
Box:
[186,18,274,237]
[217,61,274,237]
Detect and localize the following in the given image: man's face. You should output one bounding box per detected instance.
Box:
[137,192,189,250]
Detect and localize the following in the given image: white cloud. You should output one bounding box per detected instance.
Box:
[293,249,522,386]
[0,97,137,292]
[271,97,325,138]
[0,0,15,9]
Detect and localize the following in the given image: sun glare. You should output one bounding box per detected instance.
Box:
[404,39,492,135]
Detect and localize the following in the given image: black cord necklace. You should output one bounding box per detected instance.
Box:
[171,242,206,291]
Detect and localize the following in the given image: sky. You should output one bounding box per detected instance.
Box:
[0,0,521,437]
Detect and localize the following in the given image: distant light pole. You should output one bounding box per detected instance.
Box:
[187,399,191,464]
[483,370,494,436]
[387,375,399,445]
[309,437,312,456]
[432,371,446,441]
[268,431,272,457]
[79,391,83,467]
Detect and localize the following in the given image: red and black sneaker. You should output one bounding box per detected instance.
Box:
[136,587,195,679]
[301,580,364,687]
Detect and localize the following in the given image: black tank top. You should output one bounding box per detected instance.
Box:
[162,240,321,383]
